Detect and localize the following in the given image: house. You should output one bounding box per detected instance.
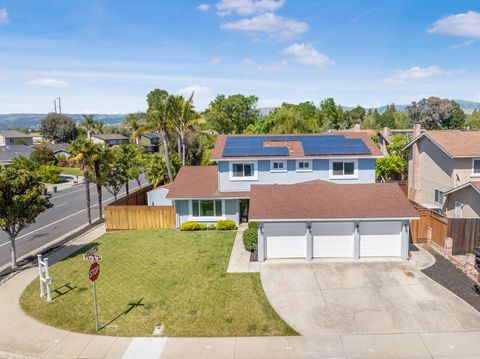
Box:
[147,183,173,206]
[90,133,129,147]
[45,143,71,157]
[378,127,417,156]
[0,130,34,146]
[140,133,160,152]
[166,133,418,261]
[0,145,35,166]
[404,125,480,218]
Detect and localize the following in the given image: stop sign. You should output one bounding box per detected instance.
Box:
[89,262,100,282]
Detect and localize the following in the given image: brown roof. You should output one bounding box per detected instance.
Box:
[166,166,249,199]
[444,181,480,196]
[210,133,382,160]
[417,131,480,158]
[249,181,418,220]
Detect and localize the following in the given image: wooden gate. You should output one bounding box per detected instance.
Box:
[410,208,448,247]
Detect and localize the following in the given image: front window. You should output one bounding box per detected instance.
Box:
[434,189,444,205]
[296,160,312,171]
[231,162,255,179]
[270,161,286,172]
[473,159,480,176]
[192,200,222,217]
[330,160,356,178]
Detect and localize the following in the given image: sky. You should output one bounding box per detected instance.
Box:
[0,0,479,113]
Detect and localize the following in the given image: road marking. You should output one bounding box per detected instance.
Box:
[0,185,142,248]
[56,202,68,208]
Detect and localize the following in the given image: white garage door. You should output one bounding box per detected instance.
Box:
[312,222,354,258]
[265,223,306,259]
[360,221,402,257]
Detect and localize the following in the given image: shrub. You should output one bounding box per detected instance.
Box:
[39,165,62,184]
[243,227,257,251]
[207,224,215,230]
[180,222,207,231]
[247,221,258,230]
[216,220,237,230]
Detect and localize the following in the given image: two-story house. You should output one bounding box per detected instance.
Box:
[90,133,129,147]
[0,130,34,146]
[404,125,480,218]
[166,133,417,261]
[140,132,160,152]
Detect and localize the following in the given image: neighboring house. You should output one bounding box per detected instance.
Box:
[0,145,34,166]
[377,127,419,156]
[0,130,34,146]
[166,133,418,261]
[90,133,129,147]
[147,183,173,206]
[140,133,160,152]
[404,125,480,218]
[45,143,71,157]
[29,132,45,144]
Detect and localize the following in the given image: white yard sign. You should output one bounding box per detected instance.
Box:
[37,254,52,302]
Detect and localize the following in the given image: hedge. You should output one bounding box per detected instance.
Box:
[216,220,237,230]
[243,222,258,251]
[180,222,208,231]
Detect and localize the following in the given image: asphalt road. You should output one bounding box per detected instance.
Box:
[0,179,147,268]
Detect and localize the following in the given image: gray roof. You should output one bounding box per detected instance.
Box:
[0,130,33,138]
[91,133,129,141]
[0,145,34,162]
[143,132,160,139]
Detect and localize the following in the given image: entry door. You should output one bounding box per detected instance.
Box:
[312,222,354,257]
[359,221,402,257]
[265,223,307,259]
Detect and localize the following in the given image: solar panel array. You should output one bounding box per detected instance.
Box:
[222,135,371,157]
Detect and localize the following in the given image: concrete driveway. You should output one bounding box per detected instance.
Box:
[261,257,480,338]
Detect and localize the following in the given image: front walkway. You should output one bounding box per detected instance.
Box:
[226,223,259,273]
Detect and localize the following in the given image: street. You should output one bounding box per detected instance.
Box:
[0,179,146,268]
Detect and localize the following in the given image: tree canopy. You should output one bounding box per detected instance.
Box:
[40,113,78,143]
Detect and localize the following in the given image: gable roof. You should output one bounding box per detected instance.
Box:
[249,181,418,221]
[143,132,160,139]
[211,133,383,160]
[444,181,480,196]
[166,166,250,199]
[0,130,33,138]
[91,133,129,141]
[0,145,34,162]
[404,130,480,158]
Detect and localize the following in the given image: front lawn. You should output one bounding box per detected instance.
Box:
[20,230,296,337]
[54,166,82,177]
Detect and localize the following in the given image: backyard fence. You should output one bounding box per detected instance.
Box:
[410,208,448,247]
[448,218,480,255]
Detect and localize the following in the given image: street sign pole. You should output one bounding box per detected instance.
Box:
[93,281,99,331]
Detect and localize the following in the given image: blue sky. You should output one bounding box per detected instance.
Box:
[0,0,479,113]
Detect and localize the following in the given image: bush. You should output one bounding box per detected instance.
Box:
[216,220,237,230]
[243,226,258,251]
[180,222,207,231]
[247,221,258,230]
[39,165,62,184]
[207,224,215,230]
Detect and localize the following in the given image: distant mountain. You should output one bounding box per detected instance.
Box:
[0,114,126,130]
[375,100,480,114]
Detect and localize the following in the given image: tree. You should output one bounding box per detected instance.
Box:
[204,94,259,134]
[348,105,366,124]
[320,98,342,130]
[117,144,143,194]
[406,97,465,129]
[69,138,96,224]
[0,166,52,268]
[270,103,321,134]
[81,115,97,133]
[376,155,405,181]
[30,145,56,165]
[103,147,128,200]
[146,89,174,182]
[465,110,480,129]
[449,100,466,129]
[146,153,181,187]
[89,144,109,220]
[40,113,78,143]
[378,104,397,129]
[123,112,147,144]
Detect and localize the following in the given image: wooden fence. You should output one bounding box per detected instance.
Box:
[410,208,448,247]
[448,218,480,255]
[105,205,176,230]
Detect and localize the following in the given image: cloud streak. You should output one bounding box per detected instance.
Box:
[282,43,334,67]
[216,0,285,16]
[386,65,444,84]
[0,8,8,24]
[428,11,480,38]
[27,77,70,88]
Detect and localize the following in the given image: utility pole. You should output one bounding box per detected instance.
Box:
[53,99,57,114]
[57,97,62,114]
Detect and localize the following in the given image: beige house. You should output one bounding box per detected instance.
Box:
[0,130,34,146]
[405,126,480,218]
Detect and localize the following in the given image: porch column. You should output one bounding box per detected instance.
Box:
[306,222,313,261]
[353,222,360,259]
[257,223,265,262]
[401,221,410,260]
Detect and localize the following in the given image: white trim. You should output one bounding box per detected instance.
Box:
[189,199,225,219]
[402,132,453,159]
[472,158,480,177]
[270,160,287,173]
[329,159,358,180]
[296,159,313,172]
[170,196,249,200]
[213,156,382,161]
[229,161,258,181]
[250,217,419,222]
[444,182,480,196]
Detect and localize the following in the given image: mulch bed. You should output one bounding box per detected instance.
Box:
[422,248,480,312]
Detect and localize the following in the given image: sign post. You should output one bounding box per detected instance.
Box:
[88,261,100,331]
[37,254,52,302]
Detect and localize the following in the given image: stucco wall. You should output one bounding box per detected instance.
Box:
[175,199,239,227]
[218,158,376,192]
[444,187,480,218]
[453,158,480,187]
[147,188,173,206]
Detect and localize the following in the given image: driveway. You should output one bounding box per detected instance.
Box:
[261,256,480,338]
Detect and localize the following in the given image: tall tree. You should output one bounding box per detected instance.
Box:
[0,166,52,268]
[270,103,321,134]
[204,94,259,134]
[146,153,181,187]
[320,98,341,130]
[89,144,109,220]
[146,89,174,182]
[40,113,78,143]
[69,138,96,224]
[123,112,147,144]
[406,97,465,129]
[81,115,97,133]
[348,105,366,124]
[103,146,128,200]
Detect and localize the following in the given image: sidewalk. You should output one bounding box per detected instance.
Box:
[1,227,480,358]
[226,223,260,273]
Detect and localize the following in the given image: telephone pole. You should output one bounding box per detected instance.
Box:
[53,99,57,114]
[57,97,62,114]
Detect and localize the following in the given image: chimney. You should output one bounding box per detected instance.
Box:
[410,123,421,202]
[353,124,361,132]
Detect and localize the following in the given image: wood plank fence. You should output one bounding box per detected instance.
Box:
[105,205,176,230]
[448,218,480,255]
[410,208,448,247]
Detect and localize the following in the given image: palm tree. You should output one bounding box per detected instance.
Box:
[81,115,96,133]
[170,93,199,165]
[69,138,96,224]
[94,120,105,134]
[124,112,146,145]
[146,89,174,182]
[90,144,108,220]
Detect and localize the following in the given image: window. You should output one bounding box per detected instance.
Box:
[434,189,444,205]
[329,160,357,179]
[473,159,480,176]
[230,162,257,180]
[296,160,312,171]
[270,160,286,172]
[192,200,222,217]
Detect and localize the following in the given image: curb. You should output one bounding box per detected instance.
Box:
[0,350,41,359]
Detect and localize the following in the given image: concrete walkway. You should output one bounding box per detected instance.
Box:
[2,229,480,358]
[226,223,259,273]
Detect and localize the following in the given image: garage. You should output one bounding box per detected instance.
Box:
[312,222,354,258]
[359,221,402,257]
[264,222,307,259]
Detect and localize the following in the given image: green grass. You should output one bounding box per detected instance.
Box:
[55,166,82,177]
[20,230,296,337]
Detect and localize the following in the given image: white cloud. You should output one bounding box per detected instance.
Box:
[386,65,444,84]
[282,43,334,67]
[177,85,211,96]
[216,0,285,16]
[428,11,480,38]
[0,8,8,24]
[220,12,308,40]
[258,98,283,107]
[197,4,211,12]
[27,78,70,88]
[208,57,222,65]
[449,39,475,49]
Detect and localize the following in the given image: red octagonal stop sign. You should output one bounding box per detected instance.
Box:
[89,262,100,282]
